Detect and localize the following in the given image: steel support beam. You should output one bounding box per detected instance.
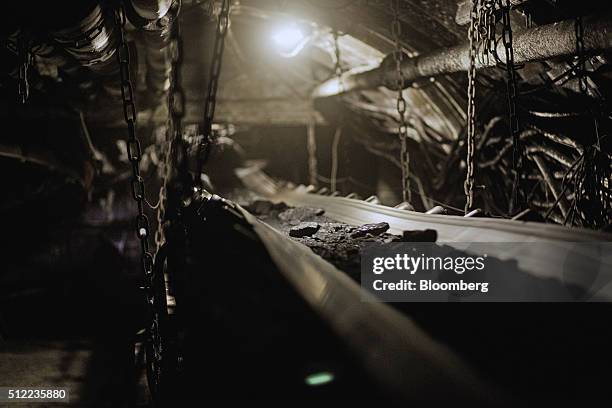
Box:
[313,14,612,98]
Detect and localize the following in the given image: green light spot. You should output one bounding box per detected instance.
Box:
[305,371,334,386]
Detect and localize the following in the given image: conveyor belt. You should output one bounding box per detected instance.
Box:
[236,167,612,300]
[231,199,508,407]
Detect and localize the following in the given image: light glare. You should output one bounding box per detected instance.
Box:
[271,24,308,57]
[272,26,304,48]
[315,77,344,97]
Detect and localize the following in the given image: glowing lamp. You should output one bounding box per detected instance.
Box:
[271,23,309,58]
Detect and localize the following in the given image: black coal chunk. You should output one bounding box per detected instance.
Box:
[289,222,320,238]
[246,200,288,215]
[350,222,390,238]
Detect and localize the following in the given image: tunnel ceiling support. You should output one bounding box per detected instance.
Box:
[313,13,612,98]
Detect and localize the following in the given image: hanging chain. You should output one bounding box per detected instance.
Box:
[464,0,481,213]
[464,0,495,212]
[467,0,523,215]
[17,33,32,104]
[476,0,496,67]
[333,28,344,92]
[307,113,318,187]
[463,0,497,213]
[575,16,588,94]
[499,0,523,213]
[391,0,411,204]
[156,7,185,251]
[113,5,164,393]
[196,0,230,185]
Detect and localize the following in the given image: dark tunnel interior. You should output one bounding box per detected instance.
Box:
[1,1,612,407]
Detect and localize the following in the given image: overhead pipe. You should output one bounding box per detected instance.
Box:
[313,14,612,98]
[124,0,176,30]
[4,28,90,95]
[129,0,173,22]
[42,0,177,97]
[49,2,118,77]
[5,29,74,74]
[125,0,178,96]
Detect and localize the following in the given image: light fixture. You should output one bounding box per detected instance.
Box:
[271,22,310,58]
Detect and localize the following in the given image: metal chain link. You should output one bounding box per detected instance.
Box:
[499,0,523,213]
[333,28,344,92]
[390,0,411,204]
[113,5,164,393]
[464,0,480,213]
[575,16,588,94]
[156,5,185,251]
[481,1,497,67]
[196,0,230,184]
[464,0,496,212]
[17,33,32,104]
